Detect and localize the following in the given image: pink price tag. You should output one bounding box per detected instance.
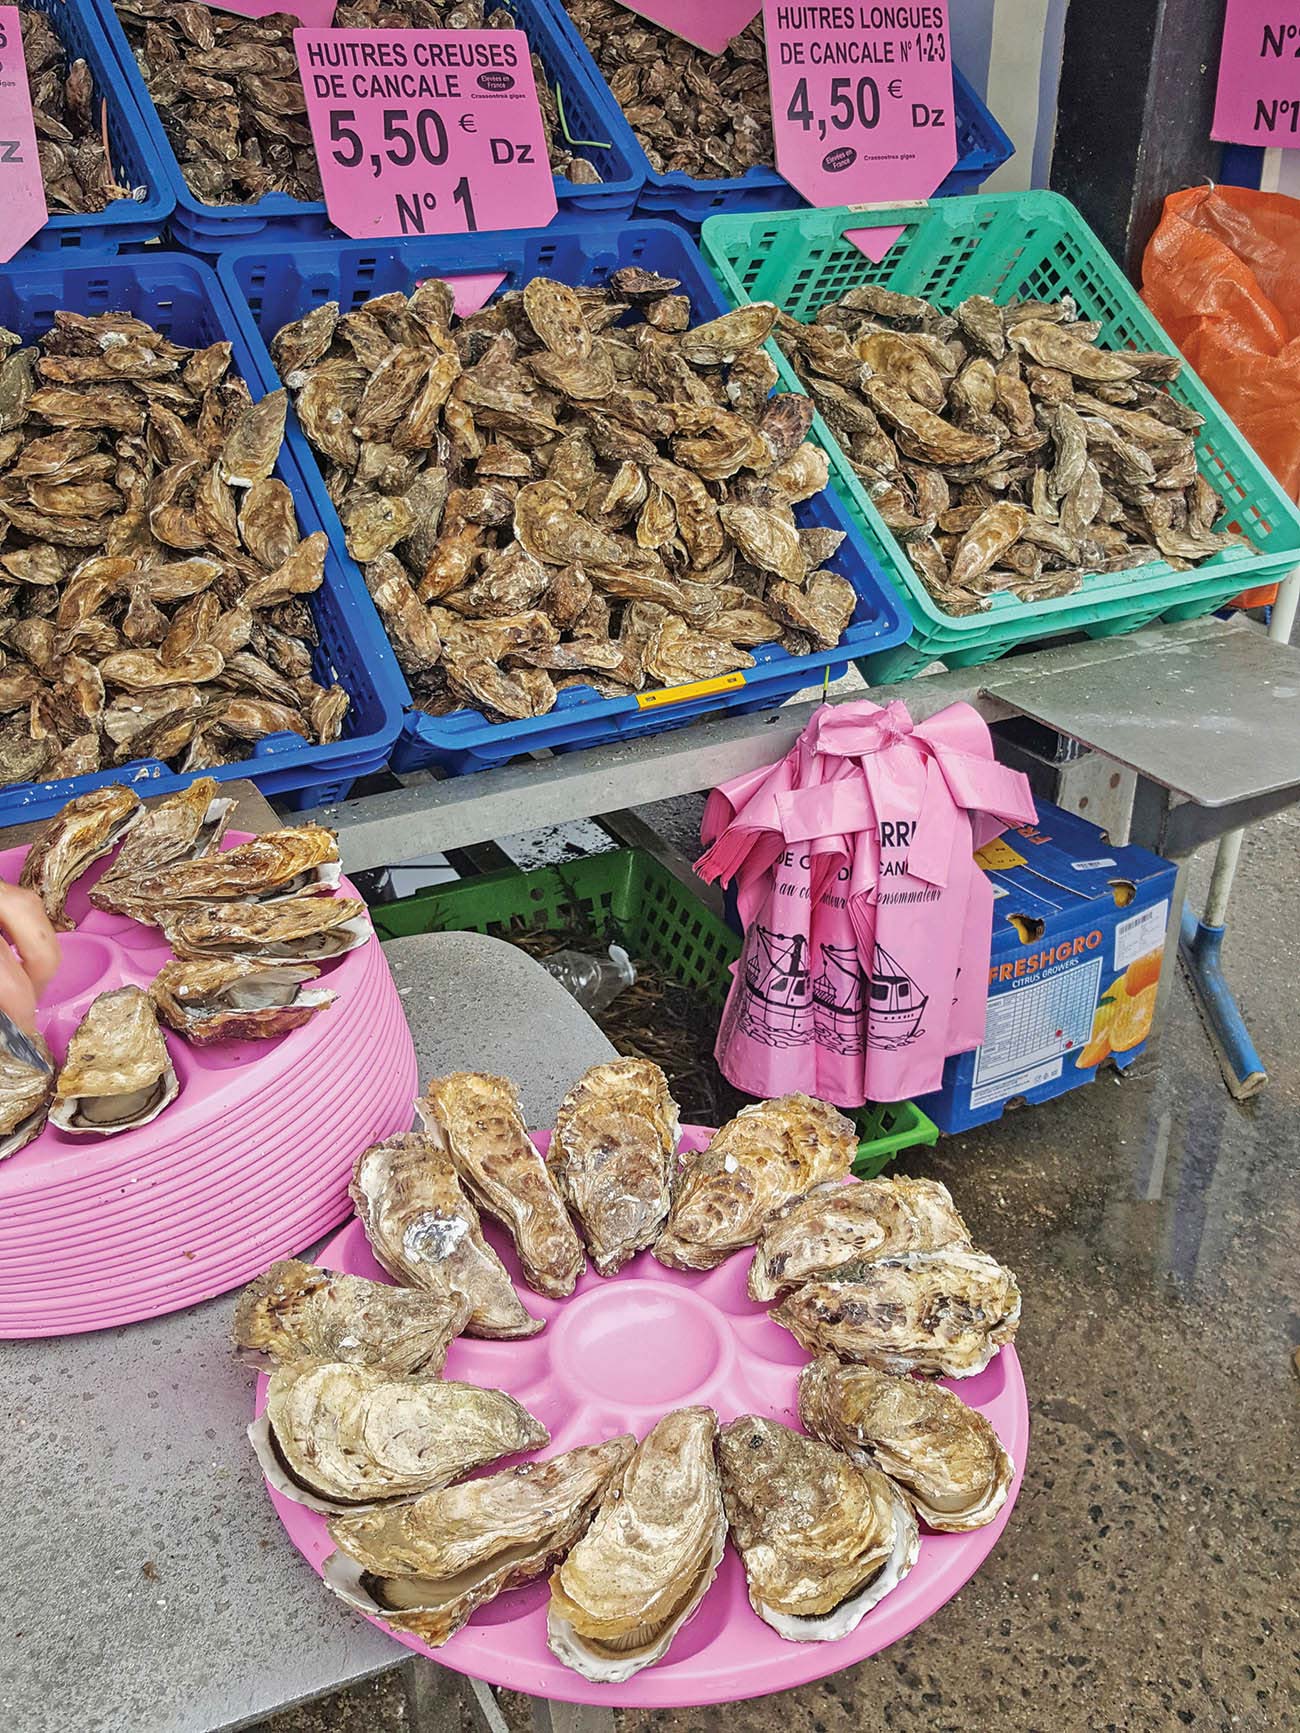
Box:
[295,27,558,240]
[208,0,337,22]
[620,1,760,55]
[1213,0,1300,146]
[764,0,956,261]
[0,5,48,263]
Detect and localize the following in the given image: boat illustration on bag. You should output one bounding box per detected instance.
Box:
[734,926,814,1047]
[865,944,928,1048]
[812,943,868,1055]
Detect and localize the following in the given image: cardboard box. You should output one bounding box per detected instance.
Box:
[915,802,1177,1133]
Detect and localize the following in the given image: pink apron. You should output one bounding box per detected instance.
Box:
[698,700,1036,1106]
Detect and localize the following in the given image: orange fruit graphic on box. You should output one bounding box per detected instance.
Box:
[1076,996,1115,1069]
[1108,982,1158,1052]
[1124,949,1164,998]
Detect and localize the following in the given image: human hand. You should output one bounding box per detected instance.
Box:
[0,882,61,1035]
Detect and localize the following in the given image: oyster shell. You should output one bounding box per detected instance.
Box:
[798,1357,1013,1533]
[149,956,335,1044]
[547,1407,726,1682]
[162,894,371,963]
[49,984,178,1135]
[91,823,339,918]
[350,1132,542,1339]
[250,1359,548,1512]
[232,1258,470,1376]
[550,1058,681,1276]
[417,1073,584,1300]
[718,1415,918,1641]
[771,1248,1022,1378]
[101,777,234,881]
[323,1436,636,1646]
[0,1018,54,1159]
[18,785,141,928]
[748,1175,972,1302]
[655,1094,858,1271]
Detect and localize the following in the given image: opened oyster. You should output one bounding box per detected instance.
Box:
[232,1259,470,1376]
[799,1357,1013,1533]
[350,1132,542,1339]
[548,1406,726,1682]
[18,785,141,928]
[91,823,339,918]
[748,1175,972,1302]
[49,984,178,1135]
[718,1415,918,1642]
[250,1359,549,1512]
[771,1249,1022,1378]
[655,1093,858,1271]
[418,1072,584,1299]
[0,1019,54,1159]
[101,777,234,882]
[150,956,335,1044]
[162,893,371,962]
[323,1436,636,1646]
[550,1058,680,1276]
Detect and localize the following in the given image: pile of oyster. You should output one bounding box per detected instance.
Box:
[239,1068,1019,1678]
[0,309,350,792]
[20,4,135,214]
[563,0,771,179]
[269,272,858,723]
[112,0,600,208]
[0,782,371,1153]
[774,283,1247,616]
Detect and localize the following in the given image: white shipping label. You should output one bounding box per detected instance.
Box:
[1114,899,1170,972]
[970,1056,1062,1109]
[972,955,1104,1091]
[1071,857,1116,871]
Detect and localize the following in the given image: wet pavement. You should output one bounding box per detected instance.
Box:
[264,805,1300,1733]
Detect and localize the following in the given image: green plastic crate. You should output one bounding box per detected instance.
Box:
[701,193,1300,682]
[374,848,928,1171]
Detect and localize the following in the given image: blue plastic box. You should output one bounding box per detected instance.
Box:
[0,253,404,822]
[916,804,1178,1133]
[536,1,1013,228]
[89,0,642,253]
[216,219,909,776]
[15,0,171,255]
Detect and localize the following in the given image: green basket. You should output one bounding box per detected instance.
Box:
[374,848,928,1173]
[701,193,1300,681]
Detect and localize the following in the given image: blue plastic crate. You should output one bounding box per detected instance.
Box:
[216,219,909,777]
[538,4,1012,227]
[15,0,171,255]
[89,0,642,254]
[0,252,405,822]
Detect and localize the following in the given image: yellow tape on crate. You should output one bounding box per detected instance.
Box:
[636,673,747,710]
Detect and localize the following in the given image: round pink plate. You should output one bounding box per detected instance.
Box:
[258,1127,1029,1710]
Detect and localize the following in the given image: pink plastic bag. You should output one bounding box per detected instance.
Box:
[698,699,1036,1106]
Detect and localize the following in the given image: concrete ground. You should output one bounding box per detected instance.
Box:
[262,803,1300,1733]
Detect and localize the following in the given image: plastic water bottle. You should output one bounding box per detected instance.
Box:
[541,944,636,1015]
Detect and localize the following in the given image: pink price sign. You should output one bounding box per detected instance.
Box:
[0,5,47,262]
[1213,0,1300,146]
[620,1,760,55]
[764,0,956,261]
[294,27,558,239]
[209,0,337,22]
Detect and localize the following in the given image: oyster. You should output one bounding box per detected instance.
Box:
[49,984,178,1135]
[350,1132,543,1339]
[0,1018,54,1159]
[91,823,339,917]
[323,1436,636,1646]
[717,1415,918,1641]
[250,1359,548,1512]
[101,777,234,881]
[550,1058,680,1276]
[798,1357,1014,1533]
[418,1073,584,1299]
[162,893,371,963]
[18,785,141,928]
[655,1093,858,1271]
[771,1248,1022,1378]
[149,956,335,1044]
[748,1175,972,1303]
[547,1407,726,1682]
[232,1258,470,1376]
